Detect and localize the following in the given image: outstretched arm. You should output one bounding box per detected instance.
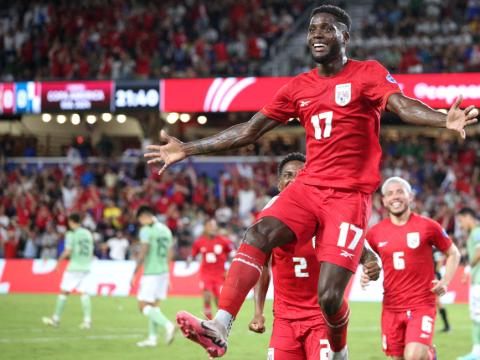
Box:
[386,93,478,139]
[145,112,280,175]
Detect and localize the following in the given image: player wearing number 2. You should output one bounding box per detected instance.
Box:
[364,177,460,360]
[132,205,176,347]
[145,4,477,358]
[248,153,381,360]
[189,218,235,319]
[42,213,94,329]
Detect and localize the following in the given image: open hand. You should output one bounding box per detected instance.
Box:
[446,95,478,139]
[144,130,187,175]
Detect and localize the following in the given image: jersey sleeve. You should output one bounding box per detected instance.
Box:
[162,225,173,247]
[362,61,402,111]
[429,221,453,253]
[365,229,377,254]
[471,229,480,249]
[260,82,297,123]
[65,232,73,250]
[222,237,236,254]
[139,227,149,244]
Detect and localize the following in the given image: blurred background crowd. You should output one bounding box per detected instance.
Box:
[1,134,479,262]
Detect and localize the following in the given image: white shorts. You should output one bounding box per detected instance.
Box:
[470,284,480,322]
[137,273,169,303]
[60,271,90,293]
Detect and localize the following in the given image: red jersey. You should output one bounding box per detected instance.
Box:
[271,237,321,320]
[367,213,452,311]
[192,235,235,279]
[261,60,401,194]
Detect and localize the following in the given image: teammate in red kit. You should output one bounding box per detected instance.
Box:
[248,153,381,360]
[145,4,477,358]
[189,218,235,319]
[363,177,461,360]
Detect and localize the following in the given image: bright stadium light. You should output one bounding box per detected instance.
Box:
[197,115,207,125]
[56,114,67,124]
[102,113,113,122]
[180,113,191,123]
[71,113,81,125]
[116,114,127,123]
[86,115,97,124]
[42,113,52,123]
[166,112,179,124]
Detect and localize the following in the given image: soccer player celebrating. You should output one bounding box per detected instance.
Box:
[456,208,480,360]
[132,205,175,347]
[42,213,94,329]
[189,218,235,319]
[145,5,477,358]
[249,152,381,360]
[364,177,460,360]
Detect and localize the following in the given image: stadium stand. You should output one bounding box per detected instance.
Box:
[1,135,479,261]
[0,0,309,81]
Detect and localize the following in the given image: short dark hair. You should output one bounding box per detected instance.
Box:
[458,207,477,218]
[311,5,351,31]
[68,213,81,224]
[136,205,154,218]
[278,152,306,176]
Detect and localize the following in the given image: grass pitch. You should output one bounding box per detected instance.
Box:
[0,294,471,359]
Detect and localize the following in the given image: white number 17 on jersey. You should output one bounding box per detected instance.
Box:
[311,111,333,140]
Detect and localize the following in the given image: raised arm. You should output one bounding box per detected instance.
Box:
[386,93,478,139]
[145,112,281,175]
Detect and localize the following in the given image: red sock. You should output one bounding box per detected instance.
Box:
[218,243,267,317]
[203,302,212,320]
[323,299,350,352]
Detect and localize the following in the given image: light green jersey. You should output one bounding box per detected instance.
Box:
[468,226,480,285]
[140,221,173,275]
[65,227,94,272]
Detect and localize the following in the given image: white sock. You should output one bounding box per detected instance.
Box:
[214,309,233,334]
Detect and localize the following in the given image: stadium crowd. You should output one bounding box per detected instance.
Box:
[0,0,307,81]
[1,0,479,80]
[0,134,479,262]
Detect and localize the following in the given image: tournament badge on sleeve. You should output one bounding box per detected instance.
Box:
[335,83,351,106]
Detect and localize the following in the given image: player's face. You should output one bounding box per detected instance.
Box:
[278,160,304,191]
[307,13,347,64]
[457,214,471,231]
[382,181,412,216]
[204,219,217,237]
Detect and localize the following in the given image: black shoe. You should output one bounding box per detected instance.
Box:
[440,326,451,333]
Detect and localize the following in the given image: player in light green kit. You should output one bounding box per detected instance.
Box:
[42,213,94,329]
[132,205,176,347]
[458,207,480,360]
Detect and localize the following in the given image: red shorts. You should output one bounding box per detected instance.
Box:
[381,307,436,357]
[268,316,330,360]
[259,180,371,272]
[199,277,224,298]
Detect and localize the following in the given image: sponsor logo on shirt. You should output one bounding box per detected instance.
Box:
[386,73,397,83]
[340,250,354,259]
[335,83,351,106]
[299,100,311,107]
[378,241,388,248]
[420,333,430,339]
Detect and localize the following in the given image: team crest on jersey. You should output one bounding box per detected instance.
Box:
[407,232,420,249]
[214,244,223,254]
[335,83,351,106]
